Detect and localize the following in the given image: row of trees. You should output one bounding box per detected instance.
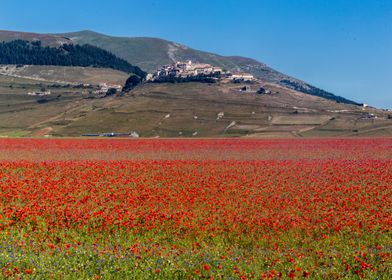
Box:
[0,40,146,78]
[151,74,217,84]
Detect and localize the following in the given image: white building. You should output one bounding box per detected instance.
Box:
[149,60,255,83]
[150,60,224,81]
[230,72,255,81]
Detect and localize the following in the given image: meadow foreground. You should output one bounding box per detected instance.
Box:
[0,138,391,279]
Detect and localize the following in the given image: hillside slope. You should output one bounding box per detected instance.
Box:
[1,71,390,138]
[0,65,129,85]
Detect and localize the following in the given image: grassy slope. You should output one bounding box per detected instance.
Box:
[0,67,127,137]
[62,31,175,73]
[0,65,129,85]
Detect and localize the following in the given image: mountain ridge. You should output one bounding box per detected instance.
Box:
[0,29,72,46]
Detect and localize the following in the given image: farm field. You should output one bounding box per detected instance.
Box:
[0,138,391,279]
[1,74,392,138]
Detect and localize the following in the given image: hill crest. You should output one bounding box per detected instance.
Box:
[0,29,72,46]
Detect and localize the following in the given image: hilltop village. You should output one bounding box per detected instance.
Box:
[146,60,255,82]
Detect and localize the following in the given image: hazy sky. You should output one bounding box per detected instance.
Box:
[1,0,391,108]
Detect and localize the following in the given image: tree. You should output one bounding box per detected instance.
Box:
[123,75,141,92]
[105,88,117,96]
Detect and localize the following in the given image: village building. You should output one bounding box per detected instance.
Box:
[93,83,122,94]
[148,60,225,81]
[230,72,255,81]
[147,60,256,84]
[27,91,51,96]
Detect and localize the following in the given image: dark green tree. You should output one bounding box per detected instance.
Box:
[105,88,117,96]
[0,40,147,78]
[123,75,142,92]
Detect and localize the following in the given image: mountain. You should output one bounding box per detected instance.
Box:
[60,31,360,105]
[0,30,359,105]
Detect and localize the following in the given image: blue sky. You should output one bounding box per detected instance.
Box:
[1,0,391,108]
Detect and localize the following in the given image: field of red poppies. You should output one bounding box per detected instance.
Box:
[0,138,391,279]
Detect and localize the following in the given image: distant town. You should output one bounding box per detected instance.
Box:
[146,60,255,82]
[88,60,257,96]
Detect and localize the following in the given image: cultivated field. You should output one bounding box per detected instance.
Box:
[1,73,392,138]
[0,138,391,279]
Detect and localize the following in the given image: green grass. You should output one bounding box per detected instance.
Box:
[0,130,31,137]
[1,225,391,279]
